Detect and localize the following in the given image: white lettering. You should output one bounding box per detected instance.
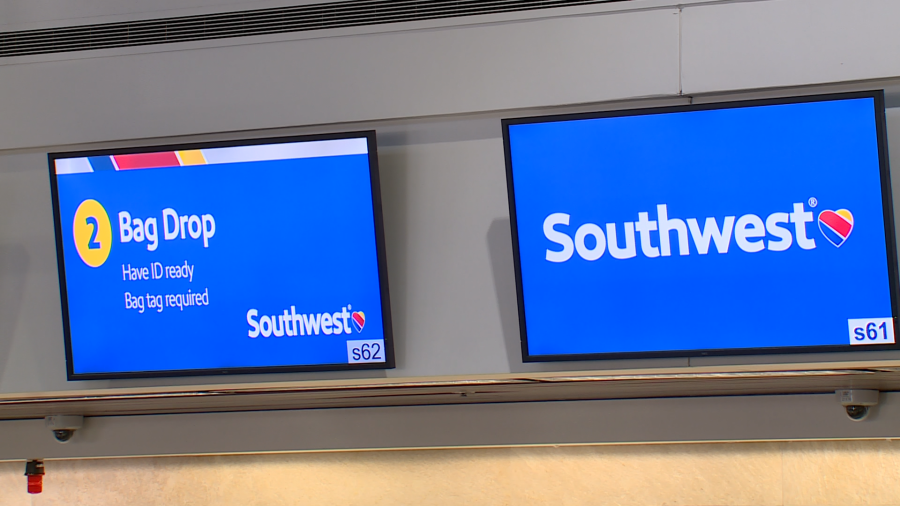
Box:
[790,202,816,250]
[575,223,606,261]
[163,208,179,241]
[272,315,285,337]
[635,212,659,258]
[332,312,344,335]
[658,204,689,256]
[735,214,766,253]
[303,313,322,335]
[606,222,636,259]
[260,316,272,337]
[687,216,735,255]
[544,213,574,263]
[188,215,202,239]
[766,212,793,252]
[545,201,822,262]
[321,313,333,335]
[119,211,133,243]
[120,208,213,250]
[201,214,216,248]
[291,306,303,336]
[145,218,159,251]
[247,309,260,338]
[133,218,145,243]
[248,306,361,340]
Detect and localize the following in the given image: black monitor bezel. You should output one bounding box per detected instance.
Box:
[49,130,395,380]
[502,90,900,363]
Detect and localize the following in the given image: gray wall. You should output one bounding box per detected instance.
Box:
[3,0,900,396]
[0,0,347,30]
[4,392,900,460]
[0,1,688,395]
[3,0,900,457]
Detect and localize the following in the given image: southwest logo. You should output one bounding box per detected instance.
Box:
[544,201,858,262]
[352,311,366,333]
[246,305,361,338]
[818,209,854,248]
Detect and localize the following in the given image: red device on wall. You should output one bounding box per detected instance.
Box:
[25,460,44,494]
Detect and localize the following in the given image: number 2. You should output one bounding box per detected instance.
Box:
[85,216,101,250]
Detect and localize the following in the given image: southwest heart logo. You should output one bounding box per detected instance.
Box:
[818,209,854,247]
[351,311,366,333]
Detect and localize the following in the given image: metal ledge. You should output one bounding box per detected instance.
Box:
[2,365,899,420]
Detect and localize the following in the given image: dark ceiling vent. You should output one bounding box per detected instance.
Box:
[0,0,627,59]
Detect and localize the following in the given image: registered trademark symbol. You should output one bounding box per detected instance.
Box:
[809,197,818,208]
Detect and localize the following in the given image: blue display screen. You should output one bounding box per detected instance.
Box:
[51,133,393,378]
[505,94,898,360]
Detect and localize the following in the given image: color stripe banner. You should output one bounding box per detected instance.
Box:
[54,138,368,175]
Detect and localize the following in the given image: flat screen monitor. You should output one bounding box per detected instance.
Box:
[503,91,899,362]
[50,131,393,379]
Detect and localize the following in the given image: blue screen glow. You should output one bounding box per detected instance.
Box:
[506,96,897,359]
[52,134,392,377]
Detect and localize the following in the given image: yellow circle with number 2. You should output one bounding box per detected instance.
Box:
[72,199,112,268]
